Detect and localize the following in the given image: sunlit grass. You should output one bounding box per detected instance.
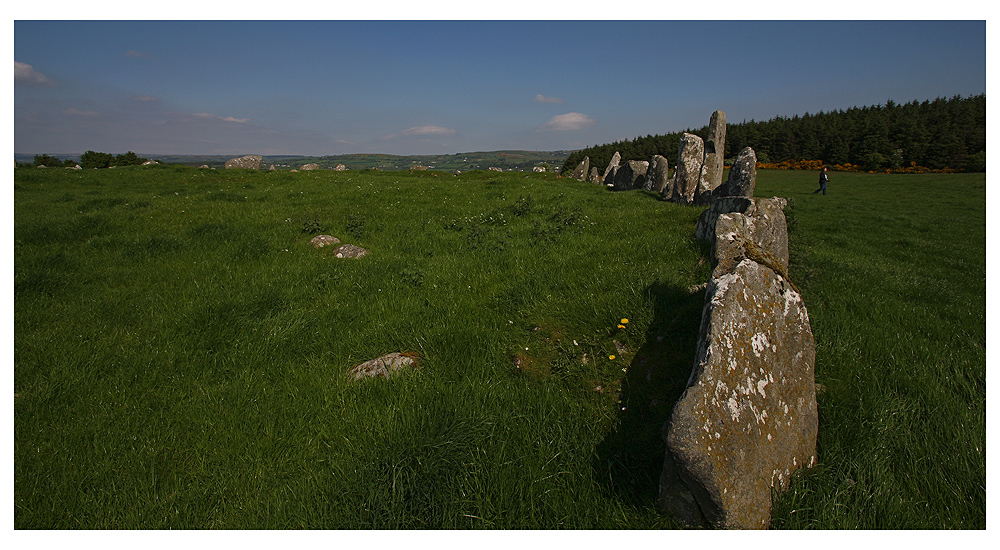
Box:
[14,166,984,528]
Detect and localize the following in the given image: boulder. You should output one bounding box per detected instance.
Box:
[333,164,348,171]
[331,244,369,259]
[309,235,341,249]
[659,252,817,528]
[533,166,547,172]
[613,160,649,191]
[269,164,276,170]
[348,352,420,381]
[224,155,263,170]
[644,155,670,193]
[571,156,590,180]
[699,110,727,203]
[670,133,705,204]
[301,163,319,170]
[489,167,502,172]
[712,147,757,200]
[601,151,621,187]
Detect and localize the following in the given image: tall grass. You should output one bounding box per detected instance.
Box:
[14,166,984,528]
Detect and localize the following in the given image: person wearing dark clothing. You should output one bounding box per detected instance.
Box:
[814,166,829,194]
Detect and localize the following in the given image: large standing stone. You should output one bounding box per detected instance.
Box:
[588,166,602,184]
[601,151,622,187]
[571,156,590,181]
[644,155,670,193]
[613,160,649,191]
[224,155,263,170]
[659,252,817,528]
[712,147,757,200]
[670,133,705,204]
[698,110,728,203]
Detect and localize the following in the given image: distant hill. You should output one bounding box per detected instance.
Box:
[15,150,577,172]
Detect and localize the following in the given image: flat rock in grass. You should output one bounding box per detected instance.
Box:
[331,244,369,259]
[309,235,341,249]
[349,352,420,381]
[224,155,263,170]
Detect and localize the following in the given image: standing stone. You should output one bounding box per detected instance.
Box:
[301,163,320,170]
[269,164,276,170]
[713,147,757,200]
[334,164,348,171]
[571,156,590,181]
[601,151,622,187]
[671,134,705,203]
[659,207,816,529]
[588,166,601,184]
[644,155,670,193]
[224,155,263,170]
[698,110,728,203]
[613,160,649,191]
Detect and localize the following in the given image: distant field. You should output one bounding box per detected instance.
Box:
[13,166,985,529]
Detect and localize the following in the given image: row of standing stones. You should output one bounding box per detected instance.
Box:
[572,112,818,528]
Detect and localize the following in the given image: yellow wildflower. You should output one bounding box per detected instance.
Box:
[620,318,629,324]
[609,355,616,360]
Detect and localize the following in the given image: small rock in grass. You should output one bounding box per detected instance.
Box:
[309,235,341,249]
[348,352,420,381]
[332,244,368,259]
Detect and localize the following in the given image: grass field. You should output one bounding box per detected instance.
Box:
[13,166,985,529]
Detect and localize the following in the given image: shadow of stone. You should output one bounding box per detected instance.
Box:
[591,281,706,509]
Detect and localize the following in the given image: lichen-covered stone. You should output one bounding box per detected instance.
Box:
[571,156,590,181]
[348,352,419,381]
[309,235,341,249]
[712,147,757,200]
[613,160,649,191]
[224,155,263,170]
[670,133,705,204]
[696,197,789,275]
[659,256,817,529]
[698,110,727,203]
[644,155,670,193]
[331,244,368,259]
[601,151,621,187]
[588,166,601,184]
[301,163,320,170]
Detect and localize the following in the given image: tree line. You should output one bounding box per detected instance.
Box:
[561,94,985,173]
[19,150,149,169]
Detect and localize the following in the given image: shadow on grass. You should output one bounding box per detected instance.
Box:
[592,281,705,510]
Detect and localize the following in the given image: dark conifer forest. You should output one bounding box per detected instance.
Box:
[561,94,985,173]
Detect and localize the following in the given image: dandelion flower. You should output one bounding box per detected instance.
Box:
[617,324,626,329]
[609,355,616,360]
[621,318,629,324]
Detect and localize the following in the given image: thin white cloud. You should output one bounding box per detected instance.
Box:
[533,94,564,104]
[193,112,251,124]
[14,61,55,86]
[384,125,457,139]
[126,50,155,59]
[63,108,99,117]
[540,112,595,131]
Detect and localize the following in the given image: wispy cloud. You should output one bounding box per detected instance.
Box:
[193,112,251,124]
[533,94,564,104]
[63,108,99,117]
[384,125,457,139]
[126,50,155,59]
[14,61,55,86]
[540,112,595,131]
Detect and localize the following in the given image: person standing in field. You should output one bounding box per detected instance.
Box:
[814,166,829,195]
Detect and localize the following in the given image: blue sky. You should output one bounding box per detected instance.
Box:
[13,15,987,157]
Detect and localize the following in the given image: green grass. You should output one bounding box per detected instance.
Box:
[13,166,985,529]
